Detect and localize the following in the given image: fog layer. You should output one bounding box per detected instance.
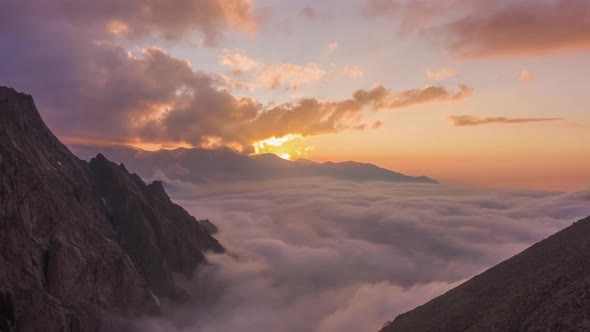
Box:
[133,179,590,332]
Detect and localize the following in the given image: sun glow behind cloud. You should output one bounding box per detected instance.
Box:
[252,134,313,160]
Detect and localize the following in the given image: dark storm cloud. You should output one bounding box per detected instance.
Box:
[128,178,590,332]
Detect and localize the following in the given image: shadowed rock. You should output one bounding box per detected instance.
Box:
[88,156,223,297]
[0,86,223,331]
[381,215,590,332]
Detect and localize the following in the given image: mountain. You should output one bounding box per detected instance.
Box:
[71,145,438,184]
[380,214,590,332]
[0,86,222,331]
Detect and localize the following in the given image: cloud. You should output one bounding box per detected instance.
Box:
[450,115,561,126]
[75,0,259,45]
[364,0,590,58]
[300,6,318,19]
[123,178,590,332]
[218,49,328,90]
[217,73,256,91]
[0,0,256,141]
[520,69,534,83]
[372,120,384,129]
[426,68,456,81]
[326,42,339,52]
[354,84,473,110]
[10,35,468,152]
[363,0,447,34]
[18,0,258,46]
[0,0,472,154]
[232,84,471,144]
[432,0,590,58]
[342,65,365,79]
[363,0,403,17]
[219,49,261,74]
[255,63,328,90]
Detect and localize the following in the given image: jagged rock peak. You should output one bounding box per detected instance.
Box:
[148,180,169,200]
[0,86,224,331]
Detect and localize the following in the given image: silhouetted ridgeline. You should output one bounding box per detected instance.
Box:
[71,145,438,185]
[0,86,222,331]
[381,214,590,332]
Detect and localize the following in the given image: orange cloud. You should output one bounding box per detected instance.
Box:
[219,49,261,74]
[343,66,365,80]
[126,50,473,151]
[372,120,383,129]
[368,84,473,110]
[218,49,328,90]
[3,6,474,155]
[450,115,561,126]
[426,68,456,81]
[255,63,328,90]
[519,69,534,83]
[106,20,129,35]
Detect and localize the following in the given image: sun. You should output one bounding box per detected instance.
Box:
[251,134,312,160]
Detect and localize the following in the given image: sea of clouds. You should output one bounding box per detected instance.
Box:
[131,178,590,332]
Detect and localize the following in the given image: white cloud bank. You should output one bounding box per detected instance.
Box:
[130,179,590,332]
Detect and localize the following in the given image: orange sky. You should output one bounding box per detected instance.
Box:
[4,0,590,192]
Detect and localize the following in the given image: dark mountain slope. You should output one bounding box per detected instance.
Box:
[88,155,223,298]
[71,145,438,184]
[381,215,590,332]
[0,87,222,331]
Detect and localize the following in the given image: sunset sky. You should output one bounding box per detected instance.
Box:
[2,0,589,191]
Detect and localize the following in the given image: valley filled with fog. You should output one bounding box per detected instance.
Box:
[132,179,590,332]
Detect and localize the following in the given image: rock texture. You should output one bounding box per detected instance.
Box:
[88,156,223,298]
[0,86,222,331]
[381,215,590,332]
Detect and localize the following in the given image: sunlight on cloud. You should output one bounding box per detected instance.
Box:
[106,20,129,35]
[256,63,328,90]
[252,134,313,160]
[218,49,328,90]
[342,65,364,80]
[426,68,456,81]
[219,48,260,74]
[520,69,534,82]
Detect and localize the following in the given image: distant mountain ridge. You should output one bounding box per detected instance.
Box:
[71,145,439,185]
[380,214,590,332]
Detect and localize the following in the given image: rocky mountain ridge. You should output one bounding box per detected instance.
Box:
[0,86,222,331]
[381,214,590,332]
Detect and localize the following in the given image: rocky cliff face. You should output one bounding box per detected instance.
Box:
[0,86,223,331]
[88,155,223,299]
[381,215,590,332]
